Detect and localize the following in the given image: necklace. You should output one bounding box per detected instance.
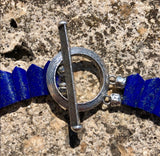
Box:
[0,21,160,133]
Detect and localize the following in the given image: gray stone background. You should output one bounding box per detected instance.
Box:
[0,0,160,155]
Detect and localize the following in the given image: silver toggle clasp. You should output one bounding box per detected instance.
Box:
[46,21,109,132]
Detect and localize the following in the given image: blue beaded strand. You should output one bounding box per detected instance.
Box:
[0,62,50,109]
[123,74,160,117]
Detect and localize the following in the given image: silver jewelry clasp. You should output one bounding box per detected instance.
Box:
[46,21,125,132]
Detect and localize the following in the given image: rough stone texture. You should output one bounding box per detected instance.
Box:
[0,0,160,155]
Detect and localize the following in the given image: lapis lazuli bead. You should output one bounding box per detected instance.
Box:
[152,96,160,117]
[43,61,50,95]
[0,71,18,108]
[27,64,48,98]
[12,67,30,101]
[150,78,160,117]
[138,78,160,114]
[122,74,144,108]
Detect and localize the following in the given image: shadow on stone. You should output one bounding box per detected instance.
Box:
[0,99,31,117]
[1,95,160,148]
[2,44,35,61]
[103,104,160,126]
[68,124,80,148]
[10,18,18,28]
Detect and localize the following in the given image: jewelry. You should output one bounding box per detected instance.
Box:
[0,21,160,133]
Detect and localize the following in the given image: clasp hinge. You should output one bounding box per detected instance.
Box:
[103,75,126,105]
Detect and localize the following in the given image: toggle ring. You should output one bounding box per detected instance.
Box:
[46,47,109,112]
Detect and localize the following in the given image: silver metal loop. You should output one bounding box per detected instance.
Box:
[46,47,109,112]
[103,93,122,106]
[109,75,126,89]
[109,75,116,85]
[103,95,111,105]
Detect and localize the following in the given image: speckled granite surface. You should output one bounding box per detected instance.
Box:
[0,0,160,155]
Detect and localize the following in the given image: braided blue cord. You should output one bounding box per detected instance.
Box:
[122,74,160,117]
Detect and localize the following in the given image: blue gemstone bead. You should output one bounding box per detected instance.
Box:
[0,71,18,108]
[137,78,160,114]
[122,74,144,108]
[43,61,50,95]
[27,64,48,98]
[150,78,160,117]
[152,96,160,117]
[12,67,30,101]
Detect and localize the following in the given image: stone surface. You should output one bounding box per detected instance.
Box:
[0,0,160,155]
